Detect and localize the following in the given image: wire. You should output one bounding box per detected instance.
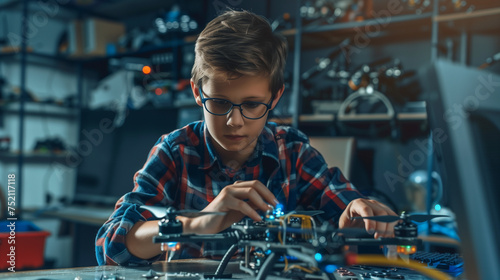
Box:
[283,252,288,271]
[351,254,452,280]
[289,214,317,240]
[310,216,317,240]
[281,219,287,244]
[285,264,319,274]
[278,226,284,245]
[280,213,320,274]
[418,235,461,247]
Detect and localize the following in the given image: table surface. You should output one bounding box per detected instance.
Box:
[0,259,248,280]
[0,258,469,280]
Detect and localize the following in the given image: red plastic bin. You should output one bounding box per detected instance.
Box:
[0,221,50,271]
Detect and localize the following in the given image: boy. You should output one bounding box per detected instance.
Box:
[96,10,396,266]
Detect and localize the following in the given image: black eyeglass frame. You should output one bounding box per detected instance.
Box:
[199,88,273,120]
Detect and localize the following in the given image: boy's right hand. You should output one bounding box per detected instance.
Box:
[180,180,278,234]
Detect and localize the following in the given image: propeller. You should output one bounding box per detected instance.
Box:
[351,213,449,223]
[405,214,449,223]
[352,215,401,223]
[140,205,225,219]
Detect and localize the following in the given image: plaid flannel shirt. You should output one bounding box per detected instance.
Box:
[95,121,362,265]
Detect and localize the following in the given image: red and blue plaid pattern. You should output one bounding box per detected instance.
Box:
[96,121,362,265]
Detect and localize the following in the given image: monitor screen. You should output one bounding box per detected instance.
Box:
[74,108,178,206]
[422,59,500,280]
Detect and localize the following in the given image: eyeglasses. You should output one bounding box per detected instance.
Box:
[199,88,273,120]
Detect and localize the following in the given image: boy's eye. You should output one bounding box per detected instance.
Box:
[212,99,229,105]
[242,102,262,109]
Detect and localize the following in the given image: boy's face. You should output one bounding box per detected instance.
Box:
[191,75,284,163]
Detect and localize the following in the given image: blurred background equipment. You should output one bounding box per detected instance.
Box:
[300,0,373,26]
[272,0,377,31]
[66,17,125,57]
[478,51,500,69]
[271,12,294,31]
[401,0,432,14]
[302,49,421,118]
[89,68,148,126]
[145,78,190,108]
[33,137,66,154]
[154,4,199,38]
[404,170,443,213]
[89,70,136,110]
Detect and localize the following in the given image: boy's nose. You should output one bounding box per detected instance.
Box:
[226,106,245,127]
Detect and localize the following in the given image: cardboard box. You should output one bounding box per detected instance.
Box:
[67,20,84,57]
[68,17,125,57]
[84,18,125,56]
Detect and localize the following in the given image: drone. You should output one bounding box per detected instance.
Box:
[141,205,448,280]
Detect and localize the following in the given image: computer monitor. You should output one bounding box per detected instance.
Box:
[422,59,500,280]
[74,108,178,206]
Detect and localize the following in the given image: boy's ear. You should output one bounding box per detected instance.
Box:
[190,80,203,107]
[271,84,285,110]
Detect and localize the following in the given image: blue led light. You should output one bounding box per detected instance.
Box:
[167,242,177,248]
[434,204,442,211]
[325,264,338,273]
[274,203,284,217]
[314,253,323,262]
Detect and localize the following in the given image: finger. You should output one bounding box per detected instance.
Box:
[378,213,392,237]
[227,186,273,213]
[240,180,278,207]
[384,215,397,237]
[375,219,389,238]
[379,204,397,237]
[233,180,278,207]
[350,201,376,234]
[376,221,395,238]
[374,222,391,238]
[381,223,391,238]
[374,205,396,238]
[387,222,396,237]
[383,206,397,217]
[224,195,262,221]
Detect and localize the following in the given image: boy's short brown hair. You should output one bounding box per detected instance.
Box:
[192,10,288,99]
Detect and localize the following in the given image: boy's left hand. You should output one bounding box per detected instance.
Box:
[339,198,397,239]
